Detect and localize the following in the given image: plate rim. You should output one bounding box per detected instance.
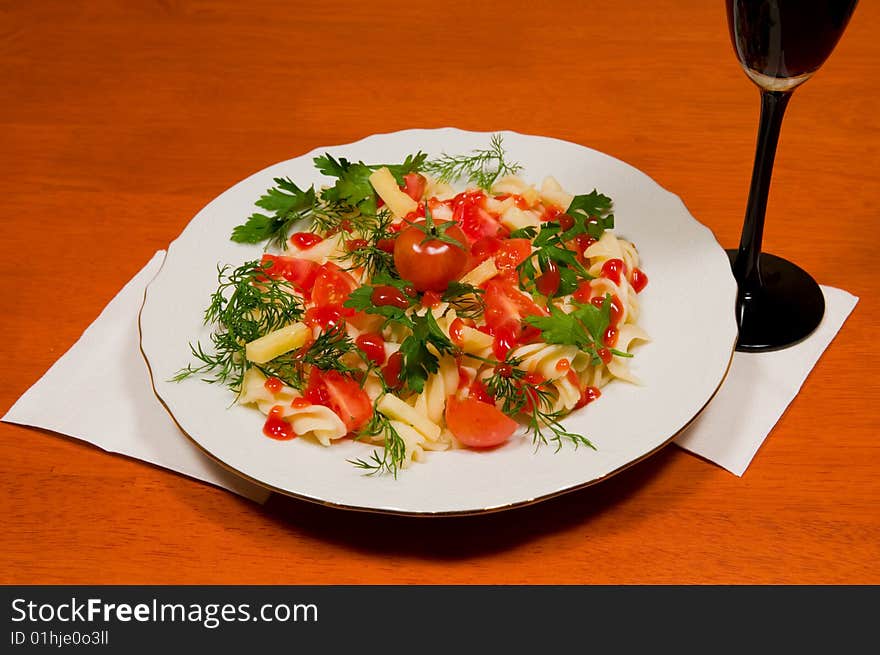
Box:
[139,308,735,516]
[139,126,739,516]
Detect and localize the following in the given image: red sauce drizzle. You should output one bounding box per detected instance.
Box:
[290,232,324,249]
[371,285,409,309]
[304,305,344,329]
[631,267,649,293]
[421,290,442,308]
[590,294,624,326]
[382,352,404,389]
[263,406,295,440]
[346,238,368,252]
[449,317,468,345]
[603,326,619,348]
[600,258,626,285]
[576,386,602,409]
[356,333,386,366]
[264,377,284,394]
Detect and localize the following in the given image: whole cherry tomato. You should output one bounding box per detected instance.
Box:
[393,220,468,292]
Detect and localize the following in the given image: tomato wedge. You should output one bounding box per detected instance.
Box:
[312,262,358,307]
[451,190,504,242]
[483,278,547,358]
[304,368,372,433]
[483,278,547,331]
[259,254,319,296]
[494,238,532,270]
[401,172,427,201]
[445,396,517,448]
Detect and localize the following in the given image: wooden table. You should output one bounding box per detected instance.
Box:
[2,1,877,585]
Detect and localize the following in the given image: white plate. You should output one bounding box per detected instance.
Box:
[140,128,737,515]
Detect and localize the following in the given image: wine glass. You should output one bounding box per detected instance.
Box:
[726,0,858,351]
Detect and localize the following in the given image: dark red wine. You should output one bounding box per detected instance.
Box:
[727,0,858,82]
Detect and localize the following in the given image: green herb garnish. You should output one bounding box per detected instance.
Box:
[423,133,522,190]
[172,260,304,390]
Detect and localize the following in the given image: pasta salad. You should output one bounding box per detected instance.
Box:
[175,136,649,476]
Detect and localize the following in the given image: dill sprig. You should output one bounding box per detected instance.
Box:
[173,260,304,391]
[349,408,407,478]
[484,357,595,452]
[338,208,398,279]
[258,323,363,390]
[423,134,523,190]
[441,281,486,320]
[308,201,375,237]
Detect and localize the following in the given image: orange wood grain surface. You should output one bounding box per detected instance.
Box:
[1,1,878,584]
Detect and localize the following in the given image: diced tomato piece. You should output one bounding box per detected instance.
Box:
[376,238,397,253]
[312,262,358,308]
[494,238,532,270]
[482,278,547,358]
[259,254,319,296]
[401,173,427,202]
[445,396,517,448]
[403,201,426,224]
[304,368,372,433]
[468,378,495,404]
[451,190,503,242]
[483,279,547,332]
[470,235,502,264]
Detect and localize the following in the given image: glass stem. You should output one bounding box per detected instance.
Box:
[733,89,792,290]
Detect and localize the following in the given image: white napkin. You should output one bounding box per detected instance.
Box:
[674,285,858,475]
[2,253,857,496]
[1,251,270,503]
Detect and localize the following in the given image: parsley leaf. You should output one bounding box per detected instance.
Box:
[526,304,595,350]
[313,151,428,217]
[566,190,614,240]
[524,296,617,364]
[313,154,378,216]
[399,311,456,394]
[343,275,417,327]
[384,152,428,185]
[231,178,316,247]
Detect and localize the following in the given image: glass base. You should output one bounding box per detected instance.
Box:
[726,250,825,353]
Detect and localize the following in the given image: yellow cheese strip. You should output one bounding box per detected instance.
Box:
[369,167,418,218]
[245,323,310,364]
